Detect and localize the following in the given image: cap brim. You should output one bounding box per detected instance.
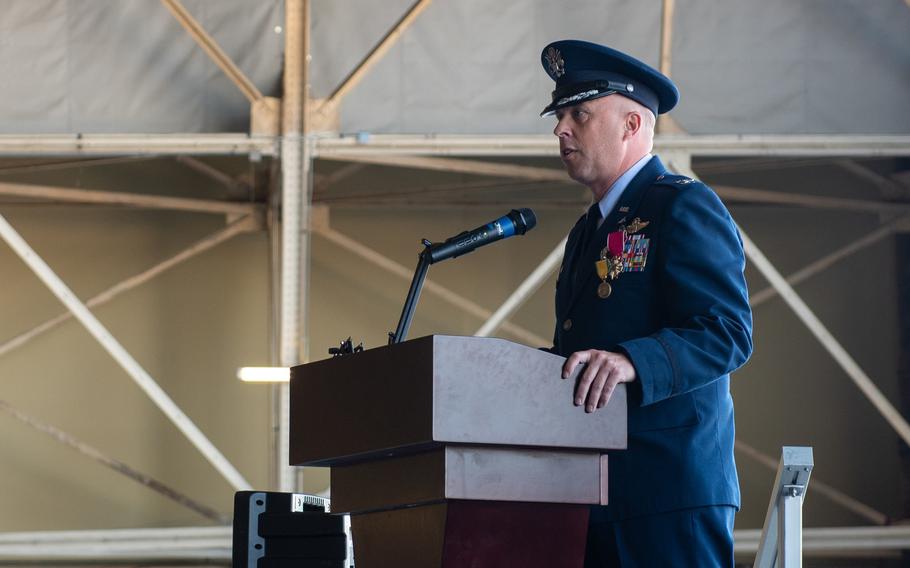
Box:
[540,90,617,117]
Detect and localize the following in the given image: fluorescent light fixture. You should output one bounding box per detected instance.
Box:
[237,366,290,383]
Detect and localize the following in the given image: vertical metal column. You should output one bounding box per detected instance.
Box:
[897,233,910,568]
[278,0,310,493]
[779,486,804,568]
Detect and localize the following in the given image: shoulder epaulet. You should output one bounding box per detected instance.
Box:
[653,173,700,187]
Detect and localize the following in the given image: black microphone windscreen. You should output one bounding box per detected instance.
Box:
[513,208,537,234]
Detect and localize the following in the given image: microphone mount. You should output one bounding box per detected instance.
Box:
[389,208,537,345]
[389,239,434,345]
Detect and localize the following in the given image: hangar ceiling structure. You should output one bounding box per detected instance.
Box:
[0,0,908,563]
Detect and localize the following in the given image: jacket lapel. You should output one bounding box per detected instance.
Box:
[556,214,587,316]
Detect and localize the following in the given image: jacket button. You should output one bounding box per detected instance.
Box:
[562,319,573,331]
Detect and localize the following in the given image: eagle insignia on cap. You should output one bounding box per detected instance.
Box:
[545,47,565,77]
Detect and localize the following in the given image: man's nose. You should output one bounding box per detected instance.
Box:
[553,118,570,138]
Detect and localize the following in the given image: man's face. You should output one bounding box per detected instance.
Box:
[553,95,627,191]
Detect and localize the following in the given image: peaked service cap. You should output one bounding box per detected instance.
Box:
[540,40,679,117]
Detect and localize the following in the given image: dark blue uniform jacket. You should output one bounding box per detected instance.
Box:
[553,156,753,522]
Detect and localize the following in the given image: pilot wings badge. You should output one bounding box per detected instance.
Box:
[625,217,650,233]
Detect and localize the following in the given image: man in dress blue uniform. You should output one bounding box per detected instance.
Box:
[542,40,753,566]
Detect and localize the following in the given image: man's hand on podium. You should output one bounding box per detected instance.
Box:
[562,350,637,413]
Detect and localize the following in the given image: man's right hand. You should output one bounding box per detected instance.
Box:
[562,349,637,413]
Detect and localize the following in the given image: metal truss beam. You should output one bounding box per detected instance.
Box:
[322,199,581,210]
[0,156,155,176]
[320,153,567,181]
[160,0,263,104]
[741,224,910,447]
[836,159,910,201]
[0,526,232,562]
[318,154,905,213]
[715,184,907,214]
[475,236,567,338]
[0,212,251,491]
[321,154,907,217]
[0,181,260,215]
[314,134,910,158]
[2,524,908,562]
[676,160,910,448]
[314,176,570,210]
[750,214,907,307]
[314,163,365,195]
[0,216,256,359]
[0,400,227,524]
[0,134,277,157]
[318,0,434,112]
[0,134,904,160]
[176,156,249,193]
[735,525,910,556]
[695,156,842,175]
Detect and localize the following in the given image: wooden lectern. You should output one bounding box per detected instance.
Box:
[290,335,626,568]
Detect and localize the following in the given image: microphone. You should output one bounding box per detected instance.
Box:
[427,208,537,264]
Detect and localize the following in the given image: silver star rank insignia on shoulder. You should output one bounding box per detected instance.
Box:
[545,47,565,77]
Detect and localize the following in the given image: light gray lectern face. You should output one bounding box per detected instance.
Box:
[290,335,626,467]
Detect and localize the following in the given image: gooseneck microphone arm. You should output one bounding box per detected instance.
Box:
[389,239,433,345]
[389,209,537,345]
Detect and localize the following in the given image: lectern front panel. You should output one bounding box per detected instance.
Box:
[330,446,605,514]
[290,336,436,465]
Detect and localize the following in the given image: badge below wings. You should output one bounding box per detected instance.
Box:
[594,217,650,299]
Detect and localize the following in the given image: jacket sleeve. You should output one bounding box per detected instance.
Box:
[618,183,753,406]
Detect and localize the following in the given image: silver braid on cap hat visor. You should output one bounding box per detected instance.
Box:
[550,80,633,105]
[552,81,635,100]
[555,89,612,106]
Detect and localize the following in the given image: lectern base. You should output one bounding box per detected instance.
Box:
[350,500,589,568]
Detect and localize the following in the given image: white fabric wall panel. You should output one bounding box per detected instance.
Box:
[0,0,283,133]
[324,0,910,135]
[0,0,907,135]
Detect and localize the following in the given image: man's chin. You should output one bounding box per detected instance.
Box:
[564,168,590,186]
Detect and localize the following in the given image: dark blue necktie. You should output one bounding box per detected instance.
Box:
[573,203,601,287]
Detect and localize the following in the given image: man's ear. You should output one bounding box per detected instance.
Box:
[624,112,642,137]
